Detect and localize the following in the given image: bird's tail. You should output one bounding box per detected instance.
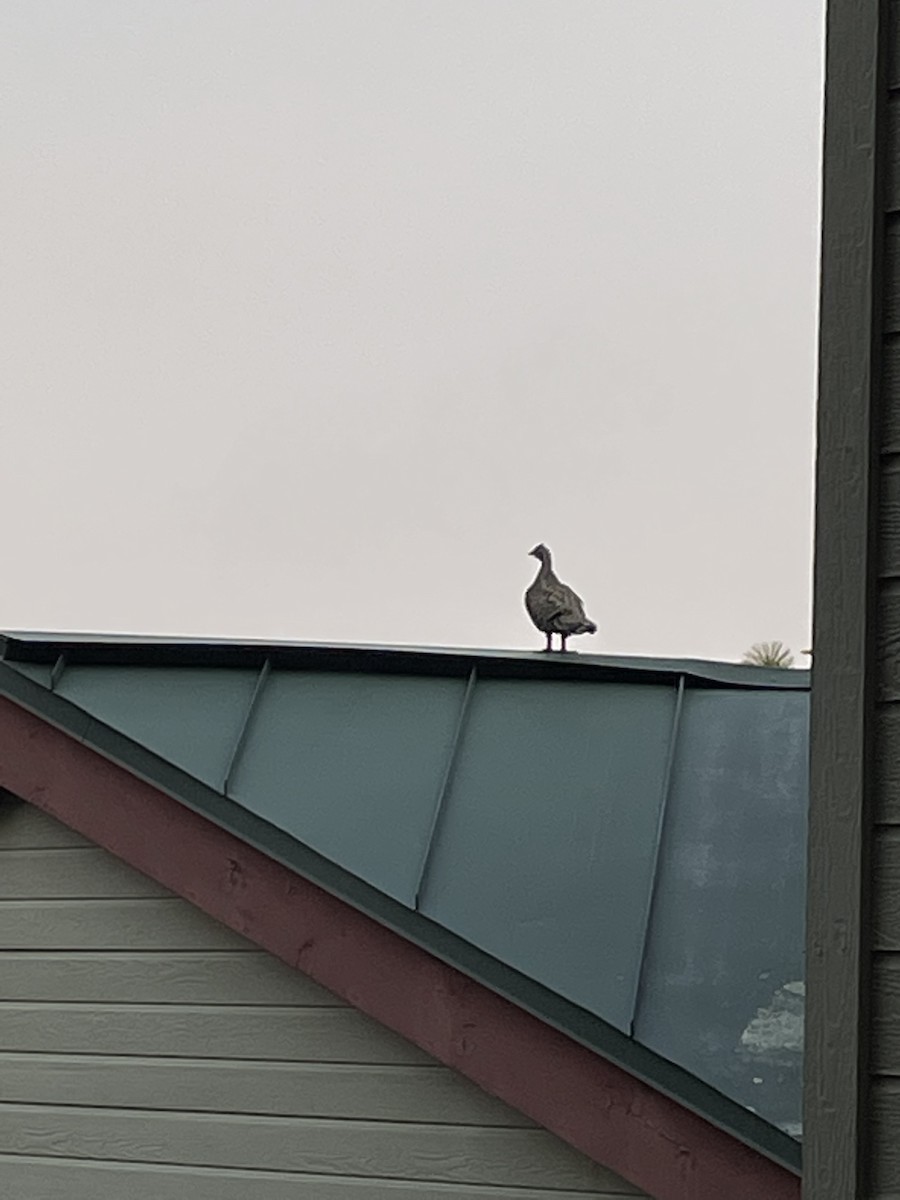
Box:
[583,621,597,635]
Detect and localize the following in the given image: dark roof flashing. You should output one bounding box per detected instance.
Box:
[0,631,810,691]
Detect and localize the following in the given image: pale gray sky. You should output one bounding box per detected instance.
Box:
[3,1,823,661]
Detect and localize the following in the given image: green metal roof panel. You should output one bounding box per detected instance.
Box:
[227,670,467,905]
[8,661,53,688]
[418,678,678,1030]
[55,666,259,791]
[634,688,808,1137]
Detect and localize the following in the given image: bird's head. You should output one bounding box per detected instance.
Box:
[529,543,550,562]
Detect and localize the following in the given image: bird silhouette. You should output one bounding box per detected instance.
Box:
[524,544,597,652]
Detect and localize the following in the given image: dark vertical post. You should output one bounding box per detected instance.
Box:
[805,0,885,1196]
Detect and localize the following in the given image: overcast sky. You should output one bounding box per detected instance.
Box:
[2,1,824,662]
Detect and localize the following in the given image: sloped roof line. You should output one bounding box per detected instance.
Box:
[0,656,801,1179]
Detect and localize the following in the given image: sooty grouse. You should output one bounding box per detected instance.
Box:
[524,543,597,652]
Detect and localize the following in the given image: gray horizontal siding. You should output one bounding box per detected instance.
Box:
[0,801,644,1198]
[0,1002,434,1062]
[0,848,171,898]
[0,1155,633,1200]
[0,1104,630,1191]
[0,1055,532,1125]
[0,950,344,1003]
[0,898,258,950]
[0,801,91,848]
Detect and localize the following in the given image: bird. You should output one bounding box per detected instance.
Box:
[524,543,597,652]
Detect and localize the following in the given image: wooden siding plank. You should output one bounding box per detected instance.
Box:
[0,802,90,849]
[878,587,900,698]
[0,1002,433,1063]
[0,899,255,951]
[0,950,343,1004]
[0,1103,622,1192]
[888,94,900,213]
[871,954,900,1071]
[891,0,900,91]
[882,339,900,452]
[888,218,900,336]
[874,827,900,952]
[876,704,900,821]
[0,1054,534,1127]
[881,466,900,579]
[0,848,170,899]
[0,1154,642,1200]
[870,1078,900,1193]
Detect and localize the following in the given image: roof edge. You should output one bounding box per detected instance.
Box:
[0,632,810,690]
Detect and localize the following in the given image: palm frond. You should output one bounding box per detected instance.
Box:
[742,641,795,668]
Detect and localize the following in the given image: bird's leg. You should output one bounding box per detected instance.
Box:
[560,634,568,653]
[544,632,553,652]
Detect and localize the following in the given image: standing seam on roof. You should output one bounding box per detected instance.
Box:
[223,657,271,796]
[49,653,66,692]
[627,674,686,1035]
[413,666,478,910]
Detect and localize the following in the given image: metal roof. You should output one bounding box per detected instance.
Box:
[0,632,807,1171]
